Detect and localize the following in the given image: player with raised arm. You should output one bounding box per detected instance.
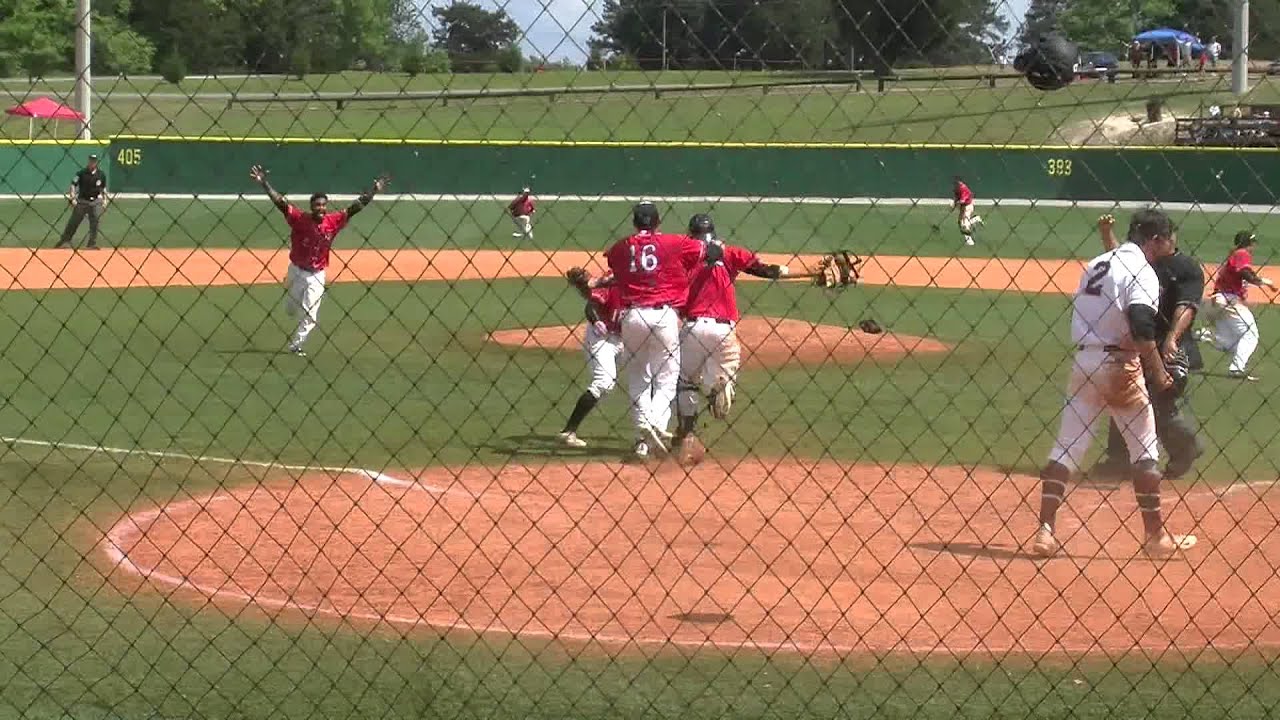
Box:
[557,267,625,448]
[249,164,390,356]
[672,213,792,457]
[1196,231,1276,381]
[1032,209,1196,558]
[603,202,707,460]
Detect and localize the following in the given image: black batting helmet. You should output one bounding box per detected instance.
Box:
[632,202,660,230]
[1235,230,1258,248]
[688,213,715,238]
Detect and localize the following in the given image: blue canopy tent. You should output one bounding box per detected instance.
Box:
[1134,28,1204,53]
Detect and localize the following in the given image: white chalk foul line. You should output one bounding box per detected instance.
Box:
[0,435,418,489]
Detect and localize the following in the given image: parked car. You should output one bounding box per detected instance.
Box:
[1077,51,1120,78]
[1267,60,1280,76]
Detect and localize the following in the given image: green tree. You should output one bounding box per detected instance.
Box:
[1020,0,1067,46]
[1059,0,1177,52]
[93,12,156,74]
[0,0,73,78]
[431,0,521,72]
[1173,0,1280,57]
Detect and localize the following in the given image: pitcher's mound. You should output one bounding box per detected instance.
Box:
[489,316,949,367]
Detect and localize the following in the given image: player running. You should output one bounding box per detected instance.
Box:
[1032,209,1196,558]
[557,267,625,448]
[603,202,707,460]
[249,164,389,356]
[509,187,535,240]
[672,214,792,455]
[1196,231,1275,381]
[952,176,983,246]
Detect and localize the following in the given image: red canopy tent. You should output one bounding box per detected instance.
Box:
[5,97,85,139]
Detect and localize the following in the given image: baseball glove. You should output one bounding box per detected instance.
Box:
[815,251,863,288]
[1164,348,1191,397]
[1016,32,1078,91]
[858,318,883,334]
[566,266,590,290]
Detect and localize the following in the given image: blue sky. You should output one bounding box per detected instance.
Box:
[456,0,1035,62]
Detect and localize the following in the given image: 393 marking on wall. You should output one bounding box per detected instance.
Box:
[1046,158,1073,176]
[116,148,143,166]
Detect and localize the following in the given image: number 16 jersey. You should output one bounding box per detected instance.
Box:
[605,230,705,309]
[1071,241,1161,348]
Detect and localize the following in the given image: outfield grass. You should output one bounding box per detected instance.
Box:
[2,279,1279,718]
[8,197,1280,262]
[5,70,1279,144]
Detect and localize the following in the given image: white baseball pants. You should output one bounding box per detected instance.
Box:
[1048,349,1159,472]
[512,215,532,239]
[1207,293,1260,374]
[285,263,326,348]
[584,323,624,399]
[621,306,680,435]
[677,318,740,416]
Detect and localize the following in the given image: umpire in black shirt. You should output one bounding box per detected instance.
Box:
[55,154,108,249]
[1090,213,1204,481]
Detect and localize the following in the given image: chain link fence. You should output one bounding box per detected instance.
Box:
[2,1,1280,718]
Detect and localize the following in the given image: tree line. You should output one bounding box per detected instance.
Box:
[0,0,1274,80]
[1022,0,1278,58]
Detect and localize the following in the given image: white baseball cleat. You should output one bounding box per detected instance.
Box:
[559,432,587,448]
[1143,532,1197,557]
[286,344,307,357]
[1031,523,1059,558]
[964,237,975,246]
[632,440,650,461]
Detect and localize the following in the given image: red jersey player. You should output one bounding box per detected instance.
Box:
[249,163,389,356]
[1198,231,1275,380]
[673,213,792,452]
[952,176,983,246]
[509,187,535,240]
[601,202,706,460]
[558,269,625,448]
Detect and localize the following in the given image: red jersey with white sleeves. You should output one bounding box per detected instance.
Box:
[284,205,349,271]
[954,182,974,206]
[510,194,535,216]
[1214,247,1253,299]
[604,231,704,308]
[683,244,758,323]
[588,286,624,334]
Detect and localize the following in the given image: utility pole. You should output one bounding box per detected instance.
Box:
[1233,0,1249,96]
[74,0,92,139]
[661,5,668,72]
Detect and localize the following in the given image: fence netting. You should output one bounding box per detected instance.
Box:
[1,1,1279,718]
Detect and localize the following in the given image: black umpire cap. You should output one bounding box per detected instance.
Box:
[632,201,660,230]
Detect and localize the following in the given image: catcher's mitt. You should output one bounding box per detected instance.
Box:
[815,251,863,288]
[858,319,883,334]
[1015,32,1078,91]
[1163,348,1191,397]
[566,266,590,290]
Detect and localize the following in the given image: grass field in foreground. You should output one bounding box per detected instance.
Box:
[8,197,1280,263]
[0,280,1275,478]
[1,279,1280,718]
[4,70,1279,144]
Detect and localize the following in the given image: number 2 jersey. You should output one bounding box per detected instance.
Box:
[604,230,705,309]
[1071,242,1161,348]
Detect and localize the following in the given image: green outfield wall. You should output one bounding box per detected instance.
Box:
[1,143,109,196]
[90,137,1280,205]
